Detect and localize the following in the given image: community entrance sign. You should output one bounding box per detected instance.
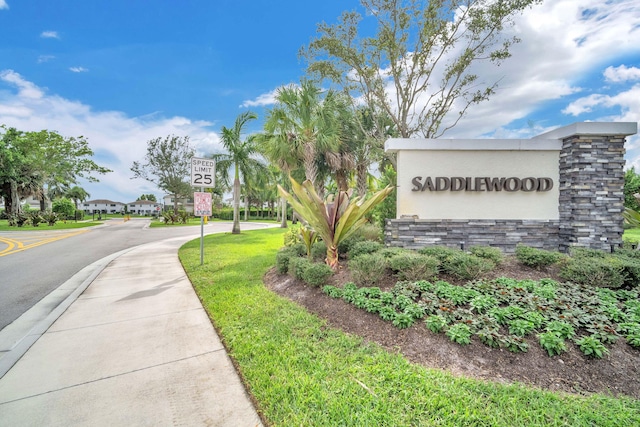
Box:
[385,122,637,253]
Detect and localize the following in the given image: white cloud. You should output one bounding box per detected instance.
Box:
[0,69,44,99]
[0,70,222,203]
[69,66,89,73]
[40,31,60,39]
[562,94,612,116]
[240,88,280,108]
[37,55,55,64]
[604,65,640,83]
[439,0,640,138]
[0,1,8,10]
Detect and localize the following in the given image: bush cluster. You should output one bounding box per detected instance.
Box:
[559,247,640,289]
[515,244,565,269]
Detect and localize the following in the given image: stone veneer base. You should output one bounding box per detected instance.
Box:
[384,219,560,253]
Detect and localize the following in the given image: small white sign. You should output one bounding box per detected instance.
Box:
[191,157,216,188]
[194,192,212,217]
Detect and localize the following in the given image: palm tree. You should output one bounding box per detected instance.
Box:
[212,111,266,234]
[256,120,300,228]
[267,80,343,194]
[65,186,90,210]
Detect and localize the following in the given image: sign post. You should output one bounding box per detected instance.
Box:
[191,158,216,265]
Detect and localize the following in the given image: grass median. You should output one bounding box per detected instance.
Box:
[179,228,640,426]
[0,219,103,231]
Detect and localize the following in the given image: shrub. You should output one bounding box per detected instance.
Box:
[575,335,609,358]
[392,312,415,329]
[162,211,178,224]
[425,315,447,333]
[311,241,326,262]
[538,332,567,356]
[27,211,44,227]
[446,253,495,280]
[378,247,407,259]
[337,224,383,256]
[546,320,576,339]
[276,247,299,274]
[41,211,59,226]
[348,240,383,259]
[52,197,75,219]
[470,246,503,265]
[337,234,365,258]
[288,257,311,280]
[358,222,383,241]
[283,224,302,246]
[446,323,472,345]
[349,253,388,286]
[515,244,565,268]
[418,246,462,267]
[559,257,627,288]
[302,263,334,287]
[388,252,439,281]
[178,210,190,224]
[322,285,343,298]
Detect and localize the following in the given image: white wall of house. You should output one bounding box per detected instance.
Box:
[162,195,194,213]
[127,200,161,215]
[83,200,124,214]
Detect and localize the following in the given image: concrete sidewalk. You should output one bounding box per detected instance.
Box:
[0,233,264,426]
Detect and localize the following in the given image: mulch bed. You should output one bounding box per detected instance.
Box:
[264,257,640,399]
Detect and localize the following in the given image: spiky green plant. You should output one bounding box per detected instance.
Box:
[278,176,393,269]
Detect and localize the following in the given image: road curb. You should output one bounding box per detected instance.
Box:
[0,247,134,378]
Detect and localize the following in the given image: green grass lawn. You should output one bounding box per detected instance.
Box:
[0,219,103,231]
[624,228,640,243]
[179,229,640,426]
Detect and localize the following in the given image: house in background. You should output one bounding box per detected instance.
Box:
[83,199,125,214]
[162,195,194,214]
[127,200,162,215]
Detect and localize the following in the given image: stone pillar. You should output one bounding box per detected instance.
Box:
[535,123,637,253]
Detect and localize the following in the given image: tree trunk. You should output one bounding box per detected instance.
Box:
[357,162,368,198]
[173,193,179,214]
[280,197,287,228]
[10,181,20,216]
[303,142,318,191]
[40,193,47,212]
[326,244,339,271]
[336,169,349,192]
[244,196,248,221]
[232,177,241,234]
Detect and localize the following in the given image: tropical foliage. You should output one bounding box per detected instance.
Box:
[278,176,393,269]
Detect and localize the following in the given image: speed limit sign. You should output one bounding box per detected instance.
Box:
[191,157,216,188]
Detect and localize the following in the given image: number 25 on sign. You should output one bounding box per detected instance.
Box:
[191,157,215,188]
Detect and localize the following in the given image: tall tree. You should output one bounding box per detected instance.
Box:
[302,0,541,139]
[212,111,266,234]
[266,80,344,194]
[65,186,90,209]
[131,135,194,214]
[257,114,303,228]
[0,126,110,216]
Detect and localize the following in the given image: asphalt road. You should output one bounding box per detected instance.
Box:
[0,218,239,331]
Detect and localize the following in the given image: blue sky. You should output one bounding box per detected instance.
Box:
[1,0,639,204]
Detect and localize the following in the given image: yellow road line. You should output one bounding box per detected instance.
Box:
[0,229,89,257]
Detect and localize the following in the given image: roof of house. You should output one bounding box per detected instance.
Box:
[127,200,160,205]
[84,199,124,205]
